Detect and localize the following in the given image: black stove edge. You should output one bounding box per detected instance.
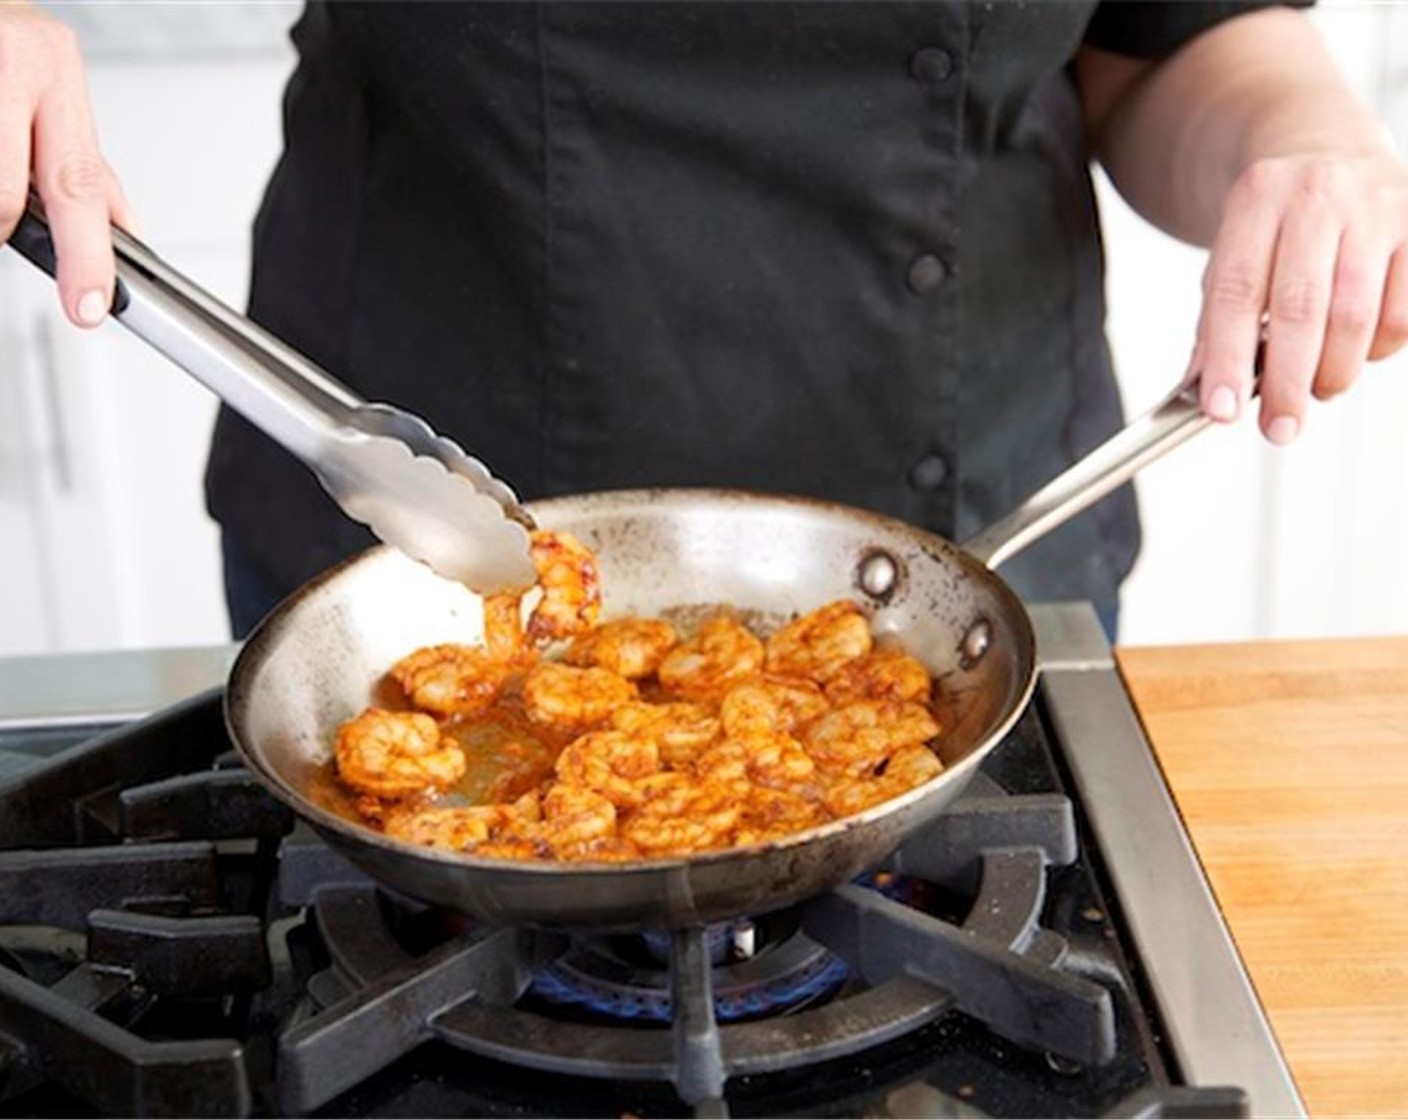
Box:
[1035,604,1305,1119]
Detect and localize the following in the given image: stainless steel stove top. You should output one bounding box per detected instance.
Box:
[1033,607,1302,1117]
[0,603,1304,1118]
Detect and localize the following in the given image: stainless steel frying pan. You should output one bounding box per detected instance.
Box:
[228,384,1219,930]
[1,194,1250,932]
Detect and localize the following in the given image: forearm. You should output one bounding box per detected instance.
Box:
[1088,7,1391,246]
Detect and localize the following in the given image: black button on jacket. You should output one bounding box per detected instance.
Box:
[206,1,1291,618]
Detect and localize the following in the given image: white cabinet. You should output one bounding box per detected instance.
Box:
[0,272,121,652]
[1,39,297,654]
[0,262,136,652]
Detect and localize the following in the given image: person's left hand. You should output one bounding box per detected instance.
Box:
[1192,150,1408,443]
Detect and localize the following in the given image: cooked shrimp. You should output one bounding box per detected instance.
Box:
[562,617,678,679]
[473,838,551,860]
[800,699,939,776]
[526,530,602,644]
[740,732,818,789]
[824,646,932,706]
[554,729,661,807]
[882,742,945,787]
[628,770,699,809]
[823,742,942,817]
[609,701,721,767]
[692,740,748,783]
[696,732,816,791]
[541,785,619,849]
[384,789,541,850]
[390,644,518,717]
[719,676,829,738]
[564,836,646,862]
[351,792,395,826]
[764,600,872,683]
[523,662,637,728]
[821,775,892,818]
[383,804,506,850]
[657,616,764,699]
[335,709,467,798]
[624,780,744,855]
[733,786,827,845]
[482,592,528,662]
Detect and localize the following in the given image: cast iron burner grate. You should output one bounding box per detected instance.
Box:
[0,689,1248,1119]
[0,694,287,1118]
[274,772,1115,1118]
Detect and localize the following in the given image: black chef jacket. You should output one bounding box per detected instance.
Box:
[206,1,1292,621]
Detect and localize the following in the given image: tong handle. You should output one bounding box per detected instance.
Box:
[8,205,130,314]
[9,200,538,592]
[11,200,359,464]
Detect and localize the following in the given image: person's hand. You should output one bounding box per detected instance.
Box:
[1193,151,1408,443]
[0,2,133,328]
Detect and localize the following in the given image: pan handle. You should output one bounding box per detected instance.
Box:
[960,380,1213,571]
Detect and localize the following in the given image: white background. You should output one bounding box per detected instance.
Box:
[0,1,1403,655]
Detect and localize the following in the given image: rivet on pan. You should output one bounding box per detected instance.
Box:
[959,619,992,668]
[856,549,902,602]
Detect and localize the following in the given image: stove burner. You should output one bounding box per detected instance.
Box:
[524,871,953,1026]
[639,923,737,964]
[278,786,1118,1118]
[527,922,852,1023]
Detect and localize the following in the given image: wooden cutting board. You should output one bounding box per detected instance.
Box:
[1116,637,1408,1118]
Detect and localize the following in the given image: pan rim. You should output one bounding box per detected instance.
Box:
[225,487,1038,877]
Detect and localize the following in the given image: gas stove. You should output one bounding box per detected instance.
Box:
[0,605,1303,1118]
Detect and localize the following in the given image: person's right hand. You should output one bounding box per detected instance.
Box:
[1,2,133,328]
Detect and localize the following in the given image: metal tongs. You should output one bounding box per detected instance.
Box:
[8,199,537,595]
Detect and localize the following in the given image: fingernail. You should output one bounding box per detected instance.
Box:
[1208,385,1239,421]
[77,290,109,326]
[1267,416,1300,445]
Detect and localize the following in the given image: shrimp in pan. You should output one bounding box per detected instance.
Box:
[657,616,764,699]
[563,617,678,679]
[385,803,511,850]
[554,729,661,808]
[733,786,827,845]
[523,662,637,728]
[331,525,956,863]
[719,676,829,739]
[335,709,466,799]
[541,785,620,855]
[765,600,873,683]
[526,530,603,644]
[389,644,518,717]
[823,742,943,817]
[800,699,939,777]
[695,733,816,792]
[624,778,744,856]
[384,791,543,851]
[609,700,722,768]
[823,646,932,706]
